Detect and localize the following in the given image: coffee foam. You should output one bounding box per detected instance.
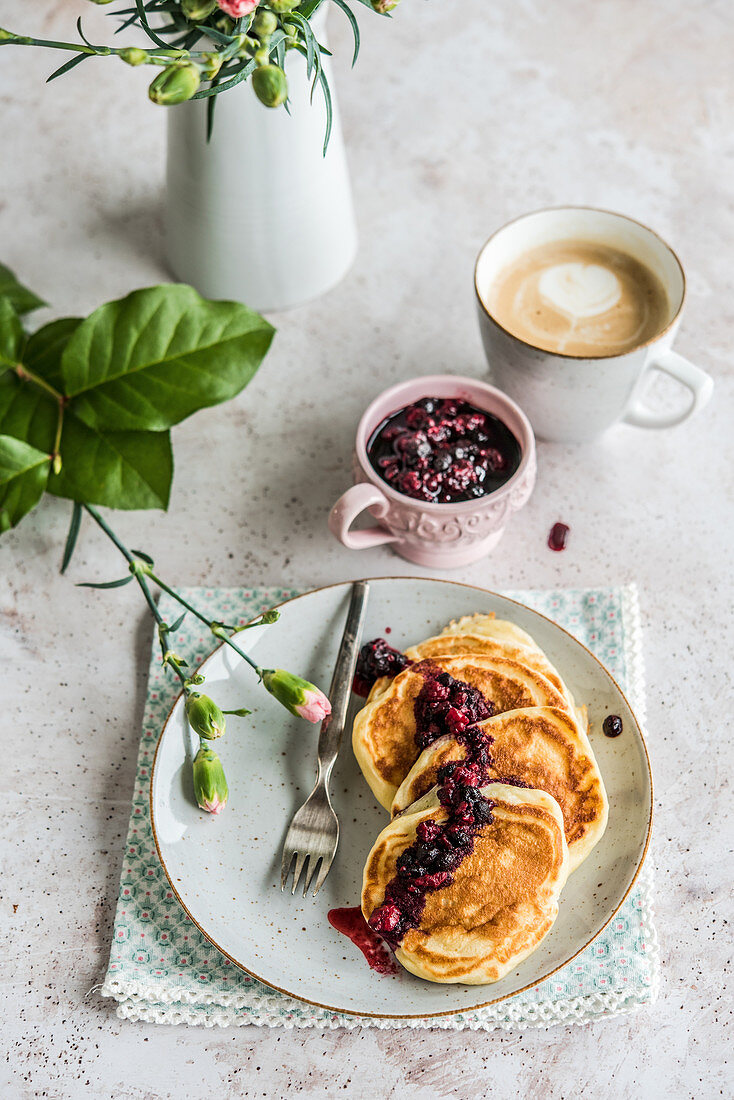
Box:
[486,241,670,358]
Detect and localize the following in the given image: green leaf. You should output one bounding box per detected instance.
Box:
[61,502,83,574]
[47,52,90,82]
[131,548,154,563]
[24,318,83,391]
[169,611,187,633]
[0,433,50,533]
[0,299,26,371]
[77,575,135,590]
[330,0,360,65]
[60,285,274,432]
[221,707,251,717]
[0,263,45,315]
[0,374,58,453]
[0,373,173,511]
[48,418,173,511]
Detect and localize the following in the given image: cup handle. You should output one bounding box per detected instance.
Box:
[622,349,714,430]
[329,483,400,550]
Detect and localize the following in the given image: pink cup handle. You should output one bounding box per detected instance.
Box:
[329,483,400,550]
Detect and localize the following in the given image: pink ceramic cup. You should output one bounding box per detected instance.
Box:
[328,375,537,569]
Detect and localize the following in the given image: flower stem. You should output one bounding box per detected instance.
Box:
[83,504,188,687]
[82,504,264,677]
[146,569,263,677]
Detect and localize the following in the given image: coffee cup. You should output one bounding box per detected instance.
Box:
[474,207,713,443]
[328,376,536,569]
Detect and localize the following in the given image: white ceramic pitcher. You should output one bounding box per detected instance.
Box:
[165,12,357,312]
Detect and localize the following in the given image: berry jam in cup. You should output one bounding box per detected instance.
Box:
[367,397,522,504]
[328,375,537,568]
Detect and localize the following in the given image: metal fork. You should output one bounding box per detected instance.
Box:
[280,580,370,896]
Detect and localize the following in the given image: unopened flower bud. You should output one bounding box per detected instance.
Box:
[262,669,331,722]
[217,0,260,16]
[269,0,299,12]
[192,744,228,815]
[252,8,278,36]
[371,0,400,11]
[252,63,287,107]
[283,21,299,47]
[181,0,218,20]
[200,51,223,79]
[119,47,149,67]
[149,62,201,106]
[254,45,271,66]
[185,692,226,739]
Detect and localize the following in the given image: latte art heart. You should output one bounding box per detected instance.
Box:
[538,262,622,320]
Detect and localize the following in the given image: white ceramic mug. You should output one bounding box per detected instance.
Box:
[474,207,714,443]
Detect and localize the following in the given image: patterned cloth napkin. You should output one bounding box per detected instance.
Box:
[101,583,659,1030]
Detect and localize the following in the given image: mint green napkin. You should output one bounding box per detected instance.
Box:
[102,584,658,1029]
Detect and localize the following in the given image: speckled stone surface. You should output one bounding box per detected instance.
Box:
[0,1,732,1097]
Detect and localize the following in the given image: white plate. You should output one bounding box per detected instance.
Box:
[150,578,652,1019]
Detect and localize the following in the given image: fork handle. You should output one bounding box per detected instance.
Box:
[316,581,369,779]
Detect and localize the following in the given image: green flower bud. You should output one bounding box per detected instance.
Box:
[119,47,149,67]
[185,692,226,740]
[181,0,218,20]
[269,0,299,11]
[254,45,271,66]
[252,63,288,108]
[262,669,331,722]
[149,63,201,106]
[192,744,228,815]
[253,8,278,36]
[0,29,18,41]
[200,51,223,79]
[371,0,400,11]
[282,21,299,47]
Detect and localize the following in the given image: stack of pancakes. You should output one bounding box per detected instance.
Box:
[353,614,609,985]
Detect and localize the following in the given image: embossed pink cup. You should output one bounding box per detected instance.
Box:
[328,375,536,568]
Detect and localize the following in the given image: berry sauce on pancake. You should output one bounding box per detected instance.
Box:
[367,667,500,950]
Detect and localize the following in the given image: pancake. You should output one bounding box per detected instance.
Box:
[352,654,571,811]
[391,706,608,872]
[408,614,586,729]
[362,783,569,984]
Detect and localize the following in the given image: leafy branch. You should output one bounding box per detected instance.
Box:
[0,0,400,149]
[0,264,274,531]
[0,261,331,815]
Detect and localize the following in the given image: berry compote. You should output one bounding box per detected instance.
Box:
[353,638,412,697]
[367,666,499,950]
[367,396,522,504]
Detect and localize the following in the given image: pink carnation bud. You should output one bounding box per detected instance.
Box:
[217,0,259,16]
[262,669,332,723]
[201,795,226,815]
[295,688,332,724]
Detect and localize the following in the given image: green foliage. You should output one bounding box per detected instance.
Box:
[0,263,45,316]
[0,1,399,150]
[61,285,273,432]
[0,299,26,369]
[0,434,50,532]
[0,270,273,534]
